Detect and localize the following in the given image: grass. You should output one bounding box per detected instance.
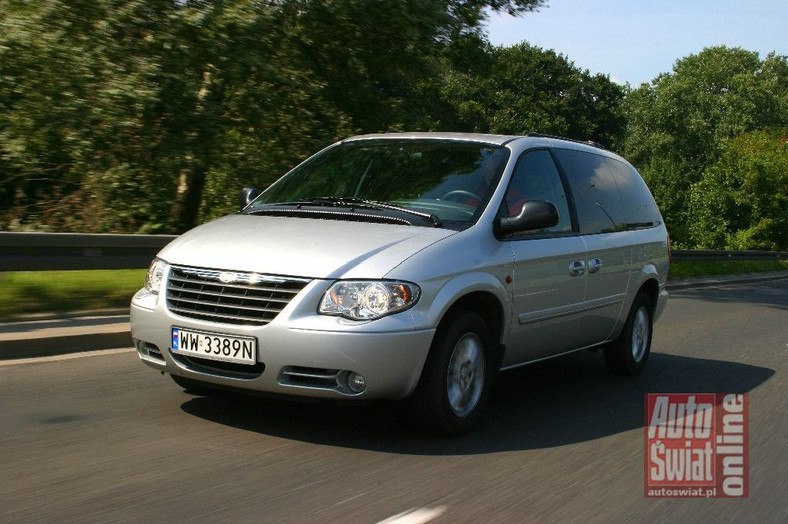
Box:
[0,269,146,319]
[1,260,786,319]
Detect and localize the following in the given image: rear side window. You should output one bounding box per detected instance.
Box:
[604,158,662,229]
[552,149,625,234]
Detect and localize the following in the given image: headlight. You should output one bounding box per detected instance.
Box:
[145,258,168,294]
[319,280,420,320]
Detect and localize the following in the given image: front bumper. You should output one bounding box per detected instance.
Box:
[130,284,435,401]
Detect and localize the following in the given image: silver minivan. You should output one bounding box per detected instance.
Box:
[130,132,669,434]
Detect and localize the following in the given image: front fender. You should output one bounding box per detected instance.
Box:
[411,271,512,341]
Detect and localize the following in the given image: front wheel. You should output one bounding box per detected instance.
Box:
[411,311,497,436]
[603,292,653,375]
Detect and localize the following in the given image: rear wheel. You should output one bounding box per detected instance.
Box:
[604,292,653,375]
[411,311,496,436]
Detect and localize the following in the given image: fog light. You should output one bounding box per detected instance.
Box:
[347,372,366,393]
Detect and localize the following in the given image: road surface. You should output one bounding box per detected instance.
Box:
[1,281,786,522]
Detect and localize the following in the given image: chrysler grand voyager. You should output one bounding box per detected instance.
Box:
[130,132,669,435]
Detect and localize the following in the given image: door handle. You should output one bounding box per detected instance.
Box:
[569,260,586,276]
[588,258,603,273]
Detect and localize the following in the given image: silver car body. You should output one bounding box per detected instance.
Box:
[131,132,669,402]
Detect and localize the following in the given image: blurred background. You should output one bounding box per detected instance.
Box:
[1,0,787,252]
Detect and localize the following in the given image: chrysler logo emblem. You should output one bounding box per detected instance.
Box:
[218,271,238,284]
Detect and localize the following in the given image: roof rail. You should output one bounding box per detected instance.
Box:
[525,132,608,151]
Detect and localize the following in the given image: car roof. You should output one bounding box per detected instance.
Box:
[342,132,613,155]
[343,132,518,146]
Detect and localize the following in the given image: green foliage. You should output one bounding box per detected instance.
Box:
[0,0,542,232]
[689,130,788,250]
[622,47,788,246]
[0,0,547,232]
[2,3,785,254]
[438,43,626,146]
[0,1,186,232]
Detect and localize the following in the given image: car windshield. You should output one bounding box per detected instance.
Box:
[249,139,510,227]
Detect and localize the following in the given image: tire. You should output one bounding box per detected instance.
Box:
[603,292,653,376]
[411,311,497,436]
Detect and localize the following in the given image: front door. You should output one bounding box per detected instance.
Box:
[501,149,587,367]
[506,236,588,366]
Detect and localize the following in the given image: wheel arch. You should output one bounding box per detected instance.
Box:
[635,276,660,316]
[433,290,506,371]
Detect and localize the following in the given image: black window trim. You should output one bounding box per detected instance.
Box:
[550,146,661,236]
[496,147,581,241]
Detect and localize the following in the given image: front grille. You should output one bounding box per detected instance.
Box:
[173,354,266,378]
[166,266,311,326]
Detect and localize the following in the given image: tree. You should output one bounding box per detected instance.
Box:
[0,1,186,232]
[688,130,788,250]
[621,46,788,245]
[1,0,548,233]
[198,0,548,223]
[437,43,626,147]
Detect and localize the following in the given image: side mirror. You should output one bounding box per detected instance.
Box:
[239,187,262,209]
[498,200,559,236]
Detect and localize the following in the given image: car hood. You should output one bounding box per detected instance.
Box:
[158,214,457,279]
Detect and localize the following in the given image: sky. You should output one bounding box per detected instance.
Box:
[485,0,788,86]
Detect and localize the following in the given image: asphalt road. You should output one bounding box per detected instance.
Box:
[1,281,786,523]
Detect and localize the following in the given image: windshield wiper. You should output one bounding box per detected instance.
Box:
[246,197,441,227]
[305,197,442,227]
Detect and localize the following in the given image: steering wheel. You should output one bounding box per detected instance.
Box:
[440,190,479,202]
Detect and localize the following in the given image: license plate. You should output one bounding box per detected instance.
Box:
[171,327,257,365]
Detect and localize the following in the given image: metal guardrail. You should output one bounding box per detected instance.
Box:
[671,249,788,262]
[0,232,176,271]
[0,232,786,271]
